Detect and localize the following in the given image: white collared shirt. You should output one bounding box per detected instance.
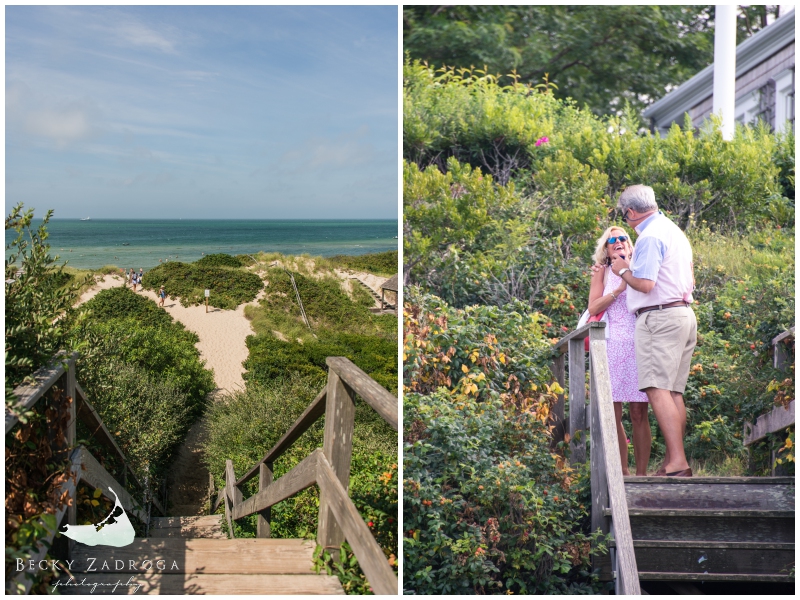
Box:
[626,212,694,314]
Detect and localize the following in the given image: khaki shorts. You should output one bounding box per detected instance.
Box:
[634,306,697,393]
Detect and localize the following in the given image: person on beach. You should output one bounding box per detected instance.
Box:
[132,271,139,293]
[128,268,134,288]
[158,286,167,307]
[588,226,650,476]
[139,268,144,287]
[610,185,696,478]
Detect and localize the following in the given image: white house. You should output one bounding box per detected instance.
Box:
[643,10,795,135]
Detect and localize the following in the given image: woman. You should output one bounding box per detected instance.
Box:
[587,226,650,476]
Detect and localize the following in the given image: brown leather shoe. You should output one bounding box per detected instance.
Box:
[665,468,693,477]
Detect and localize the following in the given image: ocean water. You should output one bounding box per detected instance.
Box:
[6,219,398,270]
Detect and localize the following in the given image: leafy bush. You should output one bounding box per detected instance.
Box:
[78,286,174,328]
[328,251,398,276]
[403,292,606,594]
[404,61,792,231]
[143,260,263,310]
[244,332,397,394]
[195,253,245,268]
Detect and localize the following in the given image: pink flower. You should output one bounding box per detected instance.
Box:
[535,136,549,147]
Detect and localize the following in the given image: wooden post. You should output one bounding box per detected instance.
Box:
[568,338,587,464]
[317,366,356,562]
[589,327,609,537]
[257,462,273,538]
[550,353,566,449]
[589,336,640,594]
[225,460,242,539]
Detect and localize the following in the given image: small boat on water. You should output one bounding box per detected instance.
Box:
[121,243,130,246]
[80,216,91,221]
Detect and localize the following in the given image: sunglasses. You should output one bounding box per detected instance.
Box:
[607,235,629,244]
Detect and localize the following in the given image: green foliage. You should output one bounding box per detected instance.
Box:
[403,292,607,594]
[328,251,398,276]
[5,205,84,397]
[250,267,395,340]
[143,260,263,310]
[71,287,215,480]
[404,61,792,231]
[195,253,245,268]
[244,332,397,394]
[404,6,786,117]
[78,285,174,327]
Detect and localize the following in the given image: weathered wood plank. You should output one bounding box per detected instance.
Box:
[550,353,566,448]
[75,447,148,523]
[6,351,78,434]
[554,321,605,354]
[772,327,794,370]
[589,337,640,595]
[743,400,795,446]
[568,338,587,464]
[631,541,794,575]
[257,462,273,538]
[317,453,398,595]
[623,481,794,511]
[326,357,397,431]
[224,461,237,538]
[54,573,345,595]
[70,538,321,574]
[232,451,319,521]
[637,572,794,582]
[620,507,795,543]
[237,388,326,486]
[589,331,609,537]
[318,368,356,556]
[55,572,344,595]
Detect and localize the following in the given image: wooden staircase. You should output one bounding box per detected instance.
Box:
[552,323,796,594]
[58,516,343,595]
[609,476,795,585]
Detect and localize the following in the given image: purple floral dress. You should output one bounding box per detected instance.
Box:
[603,267,648,402]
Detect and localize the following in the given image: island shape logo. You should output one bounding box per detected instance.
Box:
[59,487,135,547]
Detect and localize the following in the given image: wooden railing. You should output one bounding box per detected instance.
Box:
[552,322,640,595]
[6,352,163,595]
[216,357,398,595]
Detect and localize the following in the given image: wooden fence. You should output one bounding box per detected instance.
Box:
[552,322,640,595]
[215,356,398,595]
[6,352,162,595]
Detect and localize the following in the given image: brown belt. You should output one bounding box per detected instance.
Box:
[635,301,690,318]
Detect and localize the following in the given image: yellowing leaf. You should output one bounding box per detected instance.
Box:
[462,364,469,373]
[93,488,102,499]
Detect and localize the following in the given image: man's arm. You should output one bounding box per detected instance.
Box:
[620,269,655,293]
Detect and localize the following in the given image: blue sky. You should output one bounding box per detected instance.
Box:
[6,6,398,219]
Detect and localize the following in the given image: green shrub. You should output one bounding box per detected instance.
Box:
[403,292,606,594]
[79,286,174,328]
[75,362,195,481]
[195,253,245,268]
[143,260,262,310]
[328,251,398,276]
[244,332,397,394]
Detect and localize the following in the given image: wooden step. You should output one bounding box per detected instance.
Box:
[604,508,794,543]
[53,573,345,594]
[148,516,225,539]
[70,539,322,574]
[609,540,794,578]
[623,476,794,510]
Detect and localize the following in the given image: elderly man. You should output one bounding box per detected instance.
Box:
[610,185,696,478]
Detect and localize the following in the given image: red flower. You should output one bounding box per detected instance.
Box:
[535,136,550,147]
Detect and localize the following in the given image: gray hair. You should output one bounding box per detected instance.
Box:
[618,185,658,213]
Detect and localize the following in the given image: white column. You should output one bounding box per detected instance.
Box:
[713,5,738,140]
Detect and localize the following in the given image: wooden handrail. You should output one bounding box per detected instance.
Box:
[236,389,327,486]
[551,322,640,594]
[6,351,78,434]
[223,357,398,594]
[326,357,398,431]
